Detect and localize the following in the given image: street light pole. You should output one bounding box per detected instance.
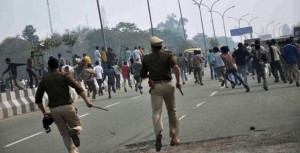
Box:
[266,21,275,36]
[228,13,249,42]
[146,0,154,36]
[192,0,208,53]
[177,0,187,43]
[201,0,220,41]
[278,25,284,37]
[46,0,53,34]
[96,0,107,51]
[240,17,258,39]
[272,22,281,38]
[238,14,249,42]
[212,5,235,46]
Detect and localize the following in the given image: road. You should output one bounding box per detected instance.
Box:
[1,69,300,153]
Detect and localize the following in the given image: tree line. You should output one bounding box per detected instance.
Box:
[0,13,237,79]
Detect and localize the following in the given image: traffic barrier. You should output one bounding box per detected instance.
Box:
[0,88,41,120]
[0,79,110,120]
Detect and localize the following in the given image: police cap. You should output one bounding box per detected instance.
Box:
[150,36,163,46]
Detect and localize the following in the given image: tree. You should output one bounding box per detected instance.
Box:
[209,38,220,48]
[192,33,208,51]
[62,29,78,53]
[0,37,32,78]
[155,14,189,53]
[113,22,141,33]
[157,13,188,38]
[22,25,39,45]
[39,33,62,51]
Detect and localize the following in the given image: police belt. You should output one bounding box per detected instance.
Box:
[49,103,71,108]
[154,80,171,84]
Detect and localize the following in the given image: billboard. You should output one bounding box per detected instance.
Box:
[230,26,253,36]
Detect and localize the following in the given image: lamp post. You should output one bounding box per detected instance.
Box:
[192,0,208,53]
[201,0,220,41]
[96,0,107,51]
[46,0,53,34]
[177,0,187,43]
[240,17,258,39]
[146,0,154,36]
[228,13,250,42]
[278,25,284,37]
[212,5,235,46]
[265,21,275,36]
[272,22,281,38]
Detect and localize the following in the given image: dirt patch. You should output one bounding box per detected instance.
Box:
[116,131,300,153]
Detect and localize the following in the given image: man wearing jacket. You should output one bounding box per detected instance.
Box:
[281,39,300,87]
[2,58,26,90]
[232,43,250,85]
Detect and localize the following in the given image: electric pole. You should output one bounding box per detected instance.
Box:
[46,0,53,34]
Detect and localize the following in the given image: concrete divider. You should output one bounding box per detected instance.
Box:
[0,79,106,121]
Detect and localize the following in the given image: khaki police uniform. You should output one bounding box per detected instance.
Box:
[36,72,84,153]
[140,36,179,141]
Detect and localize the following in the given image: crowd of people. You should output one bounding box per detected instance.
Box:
[176,36,300,93]
[58,46,145,99]
[0,45,146,96]
[2,35,299,153]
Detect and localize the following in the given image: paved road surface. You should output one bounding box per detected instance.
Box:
[1,69,299,153]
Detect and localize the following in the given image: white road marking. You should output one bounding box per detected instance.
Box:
[79,113,90,118]
[4,113,91,148]
[105,102,120,108]
[4,132,43,147]
[196,101,205,108]
[210,91,218,97]
[179,115,186,121]
[130,95,142,99]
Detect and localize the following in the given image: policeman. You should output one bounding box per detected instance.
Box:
[140,36,181,151]
[36,57,93,153]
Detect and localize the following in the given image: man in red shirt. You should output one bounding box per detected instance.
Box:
[220,46,250,92]
[121,61,132,92]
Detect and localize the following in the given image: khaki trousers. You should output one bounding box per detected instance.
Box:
[286,64,299,83]
[150,82,178,139]
[215,66,228,86]
[193,66,202,83]
[50,105,82,153]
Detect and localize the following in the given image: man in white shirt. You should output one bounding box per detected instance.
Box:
[94,61,104,95]
[132,47,141,63]
[94,46,101,65]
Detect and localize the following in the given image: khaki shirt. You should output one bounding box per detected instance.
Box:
[140,50,177,81]
[35,71,84,108]
[270,45,281,61]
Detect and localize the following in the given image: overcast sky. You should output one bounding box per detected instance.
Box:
[0,0,299,43]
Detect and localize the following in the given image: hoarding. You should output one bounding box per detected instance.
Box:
[230,26,253,36]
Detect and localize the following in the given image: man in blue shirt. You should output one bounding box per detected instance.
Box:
[122,47,132,66]
[207,49,216,80]
[281,39,300,86]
